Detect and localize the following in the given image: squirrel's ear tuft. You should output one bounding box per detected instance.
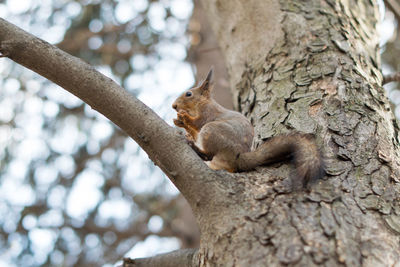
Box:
[199,67,214,95]
[205,67,213,84]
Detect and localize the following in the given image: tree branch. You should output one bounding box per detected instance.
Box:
[122,249,197,267]
[0,18,219,207]
[383,72,400,85]
[384,0,400,23]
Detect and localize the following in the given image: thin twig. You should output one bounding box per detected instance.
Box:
[383,72,400,85]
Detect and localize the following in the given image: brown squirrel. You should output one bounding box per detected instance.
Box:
[172,69,324,186]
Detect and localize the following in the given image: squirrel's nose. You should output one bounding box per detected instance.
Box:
[172,103,177,110]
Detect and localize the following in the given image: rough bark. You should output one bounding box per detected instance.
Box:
[195,0,400,266]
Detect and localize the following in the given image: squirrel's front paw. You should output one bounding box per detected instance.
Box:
[185,133,194,142]
[177,110,190,121]
[173,118,185,127]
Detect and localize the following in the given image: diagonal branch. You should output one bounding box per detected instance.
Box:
[0,18,218,207]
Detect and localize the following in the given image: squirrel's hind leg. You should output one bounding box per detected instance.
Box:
[198,123,242,172]
[186,139,213,161]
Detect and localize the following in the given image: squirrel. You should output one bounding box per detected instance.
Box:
[172,69,324,187]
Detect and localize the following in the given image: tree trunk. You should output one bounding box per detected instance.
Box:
[188,0,233,109]
[192,0,400,266]
[2,0,400,266]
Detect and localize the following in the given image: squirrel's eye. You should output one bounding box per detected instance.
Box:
[185,91,192,97]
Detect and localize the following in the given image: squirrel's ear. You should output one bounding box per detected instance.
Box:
[199,67,214,96]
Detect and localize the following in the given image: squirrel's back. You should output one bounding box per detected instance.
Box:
[194,103,254,172]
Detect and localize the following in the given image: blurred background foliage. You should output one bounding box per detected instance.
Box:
[0,0,399,266]
[0,0,199,266]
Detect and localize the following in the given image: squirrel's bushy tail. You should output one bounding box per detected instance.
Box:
[236,133,324,186]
